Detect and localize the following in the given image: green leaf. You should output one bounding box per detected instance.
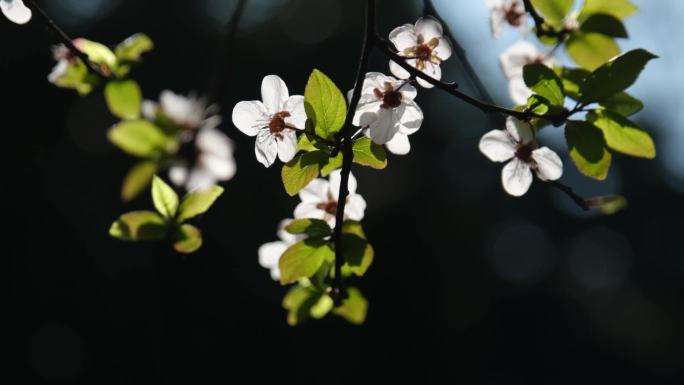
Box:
[281,151,328,196]
[342,234,374,277]
[598,92,643,116]
[580,13,628,38]
[121,161,158,202]
[297,133,321,152]
[530,0,574,24]
[555,67,591,100]
[285,218,332,238]
[151,175,179,218]
[107,120,172,158]
[523,64,565,106]
[109,211,167,241]
[77,38,118,69]
[565,120,612,180]
[342,220,366,239]
[173,224,203,254]
[578,0,637,22]
[566,33,620,71]
[579,49,658,103]
[333,287,368,325]
[105,80,142,120]
[310,295,334,319]
[115,33,154,62]
[49,60,99,95]
[321,152,343,177]
[177,186,225,222]
[352,137,388,169]
[279,239,334,285]
[587,110,655,159]
[283,285,322,326]
[586,195,628,215]
[304,69,347,139]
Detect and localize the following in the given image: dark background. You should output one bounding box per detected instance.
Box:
[5,0,683,384]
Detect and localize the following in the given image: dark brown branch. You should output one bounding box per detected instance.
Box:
[522,0,569,39]
[25,0,108,78]
[549,181,589,211]
[330,0,375,305]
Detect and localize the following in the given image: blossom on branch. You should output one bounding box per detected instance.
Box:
[486,0,527,38]
[479,117,562,196]
[258,218,304,281]
[499,41,554,105]
[351,72,423,147]
[1,0,31,24]
[388,16,453,89]
[232,75,306,167]
[294,170,366,228]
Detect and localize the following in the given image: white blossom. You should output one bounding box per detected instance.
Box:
[351,72,423,147]
[486,0,527,38]
[479,117,563,196]
[388,16,453,88]
[499,41,554,105]
[258,218,304,281]
[294,170,366,228]
[1,0,31,24]
[232,75,306,167]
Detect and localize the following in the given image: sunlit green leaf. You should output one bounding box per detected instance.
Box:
[77,38,118,70]
[578,0,637,22]
[285,218,332,238]
[321,152,343,177]
[121,161,158,202]
[566,33,620,71]
[333,287,368,325]
[530,0,574,24]
[587,110,655,159]
[586,195,628,215]
[173,224,203,253]
[281,151,328,196]
[151,175,179,219]
[342,233,373,277]
[579,49,658,103]
[310,295,334,319]
[283,285,322,326]
[107,120,172,158]
[177,185,224,222]
[105,79,142,120]
[279,239,334,285]
[580,13,628,38]
[523,64,565,106]
[305,69,347,139]
[352,137,388,169]
[109,210,167,241]
[342,220,366,239]
[598,92,643,116]
[565,120,612,180]
[555,67,591,100]
[115,33,154,62]
[50,61,99,95]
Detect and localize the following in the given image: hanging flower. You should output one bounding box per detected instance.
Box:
[294,170,366,228]
[231,75,306,167]
[499,41,554,105]
[1,0,32,24]
[388,16,453,88]
[351,72,423,146]
[479,117,563,196]
[258,218,304,281]
[486,0,527,38]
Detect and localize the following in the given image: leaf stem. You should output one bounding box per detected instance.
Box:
[549,180,589,211]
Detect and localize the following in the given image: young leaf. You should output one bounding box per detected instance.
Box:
[587,110,655,159]
[304,69,347,139]
[523,64,565,106]
[530,0,574,25]
[342,220,366,239]
[579,49,658,103]
[107,120,171,158]
[109,211,167,241]
[342,234,374,277]
[586,195,628,215]
[285,218,332,238]
[121,161,158,202]
[598,92,643,116]
[77,39,118,70]
[151,175,179,218]
[282,285,322,326]
[556,67,590,100]
[580,14,628,38]
[310,295,334,319]
[333,287,368,325]
[578,0,637,22]
[565,120,612,180]
[105,79,142,120]
[279,239,333,285]
[281,151,327,196]
[173,224,203,254]
[321,152,343,177]
[352,137,388,169]
[566,33,620,71]
[177,186,225,223]
[115,33,154,62]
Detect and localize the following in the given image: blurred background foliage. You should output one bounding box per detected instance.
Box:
[4,0,683,383]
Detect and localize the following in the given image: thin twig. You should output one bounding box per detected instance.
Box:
[25,0,108,77]
[522,0,568,39]
[549,181,589,211]
[330,0,375,305]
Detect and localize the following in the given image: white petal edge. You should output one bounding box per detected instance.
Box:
[501,158,533,197]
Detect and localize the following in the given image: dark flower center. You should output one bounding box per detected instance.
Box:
[374,85,403,109]
[515,143,534,163]
[504,4,525,26]
[269,111,291,135]
[316,200,338,214]
[415,44,433,61]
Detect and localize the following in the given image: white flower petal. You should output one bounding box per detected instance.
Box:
[142,100,158,120]
[398,99,423,135]
[367,109,400,145]
[415,16,443,41]
[169,163,189,187]
[501,158,533,197]
[433,37,453,60]
[479,129,516,162]
[276,129,298,163]
[47,60,68,83]
[416,61,441,89]
[255,130,278,167]
[389,60,411,80]
[294,203,326,221]
[261,75,289,114]
[389,24,417,52]
[329,169,358,200]
[398,80,418,100]
[196,127,234,158]
[299,179,330,203]
[283,95,307,129]
[532,147,563,181]
[490,10,505,39]
[386,133,411,155]
[508,76,533,106]
[200,153,236,180]
[160,91,204,127]
[276,218,304,244]
[1,0,32,24]
[232,100,268,136]
[258,241,288,280]
[185,167,217,191]
[499,41,539,79]
[345,194,367,221]
[505,117,534,144]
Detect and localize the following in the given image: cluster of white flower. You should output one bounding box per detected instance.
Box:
[1,0,31,25]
